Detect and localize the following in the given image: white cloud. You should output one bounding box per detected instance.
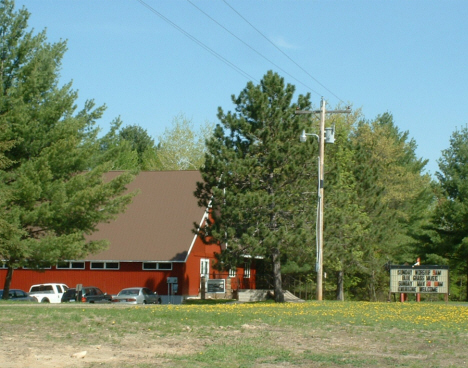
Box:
[272,36,300,50]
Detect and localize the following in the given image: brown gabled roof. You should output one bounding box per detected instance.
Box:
[85,171,206,262]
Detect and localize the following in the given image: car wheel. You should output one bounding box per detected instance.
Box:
[143,300,147,304]
[41,298,50,303]
[158,298,162,304]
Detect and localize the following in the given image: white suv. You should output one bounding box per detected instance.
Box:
[29,283,69,303]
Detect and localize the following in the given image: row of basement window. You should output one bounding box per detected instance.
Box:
[0,261,173,271]
[0,261,251,278]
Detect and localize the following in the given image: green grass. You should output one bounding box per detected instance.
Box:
[182,298,236,305]
[1,301,468,367]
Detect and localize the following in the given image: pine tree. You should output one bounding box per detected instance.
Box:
[96,119,157,170]
[0,0,136,299]
[323,114,370,300]
[349,114,432,300]
[195,71,314,302]
[119,124,158,169]
[433,126,468,300]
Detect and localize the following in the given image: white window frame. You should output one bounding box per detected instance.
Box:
[200,258,210,280]
[56,261,85,270]
[22,265,51,270]
[229,268,237,278]
[244,263,251,279]
[90,262,120,270]
[157,262,173,270]
[142,262,173,271]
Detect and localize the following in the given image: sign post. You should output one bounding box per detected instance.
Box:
[167,277,178,304]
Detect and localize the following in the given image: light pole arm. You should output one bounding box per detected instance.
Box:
[300,130,319,143]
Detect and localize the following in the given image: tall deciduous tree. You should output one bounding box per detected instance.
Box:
[433,126,468,300]
[156,113,213,171]
[195,71,314,302]
[0,0,136,299]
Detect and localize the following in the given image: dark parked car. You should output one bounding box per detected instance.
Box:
[0,289,38,302]
[61,286,112,303]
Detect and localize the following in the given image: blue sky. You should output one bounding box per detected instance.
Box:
[14,0,468,176]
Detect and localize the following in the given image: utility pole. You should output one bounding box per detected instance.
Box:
[296,98,351,301]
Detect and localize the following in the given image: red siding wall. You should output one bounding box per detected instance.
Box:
[183,236,221,295]
[0,238,257,297]
[183,236,258,294]
[0,239,255,296]
[0,263,179,296]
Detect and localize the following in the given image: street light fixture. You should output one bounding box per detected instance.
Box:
[300,130,319,143]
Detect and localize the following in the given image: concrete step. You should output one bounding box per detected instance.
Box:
[237,289,304,302]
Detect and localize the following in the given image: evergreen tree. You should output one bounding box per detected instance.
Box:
[95,118,140,170]
[433,126,468,300]
[118,124,158,169]
[195,71,314,302]
[349,114,432,300]
[323,113,370,300]
[0,0,136,299]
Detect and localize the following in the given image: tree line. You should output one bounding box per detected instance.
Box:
[0,0,210,298]
[1,0,467,301]
[194,71,468,302]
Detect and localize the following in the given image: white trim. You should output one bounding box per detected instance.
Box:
[90,261,120,270]
[142,262,173,271]
[242,255,264,259]
[84,260,185,263]
[200,258,210,290]
[185,205,211,263]
[244,263,251,279]
[56,261,85,270]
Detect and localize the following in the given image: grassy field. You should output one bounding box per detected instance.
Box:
[1,300,468,367]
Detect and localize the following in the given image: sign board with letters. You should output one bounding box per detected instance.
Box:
[167,277,178,284]
[390,265,449,294]
[207,279,225,293]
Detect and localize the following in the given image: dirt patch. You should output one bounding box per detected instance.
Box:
[1,304,467,367]
[1,332,200,367]
[2,325,466,367]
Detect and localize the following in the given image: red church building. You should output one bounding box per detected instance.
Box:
[0,171,257,303]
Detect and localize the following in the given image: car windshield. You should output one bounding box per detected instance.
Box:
[119,289,139,296]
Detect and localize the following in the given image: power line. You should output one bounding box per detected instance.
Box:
[186,0,323,98]
[222,0,346,104]
[136,0,346,105]
[134,0,258,83]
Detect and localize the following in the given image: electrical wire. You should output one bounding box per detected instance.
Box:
[222,0,346,104]
[134,0,258,83]
[136,0,346,106]
[186,0,323,98]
